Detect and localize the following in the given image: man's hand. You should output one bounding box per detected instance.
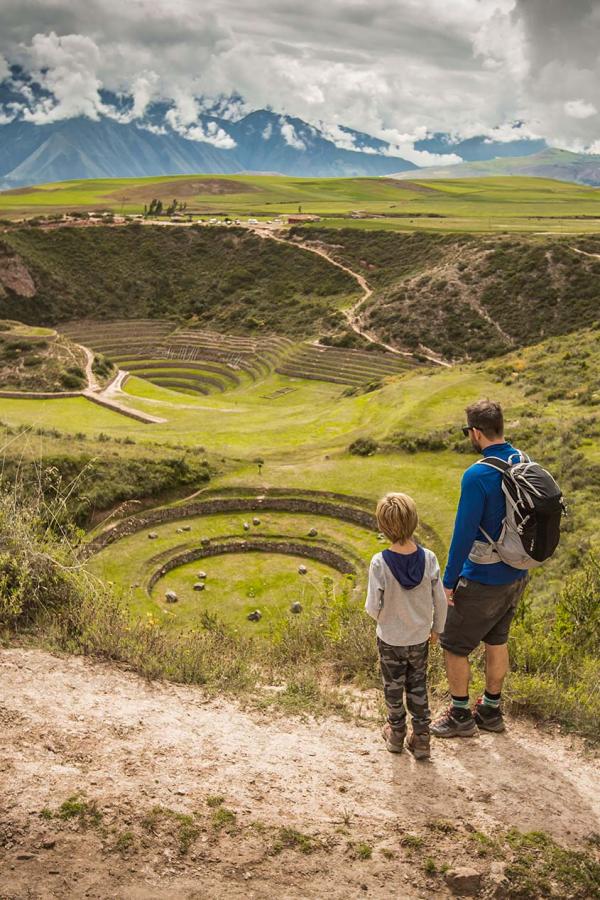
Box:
[444,586,455,606]
[430,630,439,644]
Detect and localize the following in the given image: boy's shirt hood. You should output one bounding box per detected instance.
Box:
[382,546,426,589]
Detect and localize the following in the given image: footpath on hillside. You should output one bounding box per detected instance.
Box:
[1,649,598,899]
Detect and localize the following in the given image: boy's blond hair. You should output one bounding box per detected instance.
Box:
[376,492,418,544]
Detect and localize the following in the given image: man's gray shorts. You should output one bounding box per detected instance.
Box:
[440,576,528,657]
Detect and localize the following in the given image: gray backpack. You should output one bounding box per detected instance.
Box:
[468,451,565,570]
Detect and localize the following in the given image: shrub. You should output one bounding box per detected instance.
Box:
[348,437,378,456]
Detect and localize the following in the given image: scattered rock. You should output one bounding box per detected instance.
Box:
[298,565,307,575]
[176,528,183,534]
[290,602,303,614]
[444,868,481,896]
[182,525,191,532]
[200,537,210,546]
[247,609,262,622]
[197,571,207,579]
[41,840,56,850]
[165,591,178,604]
[193,582,205,592]
[377,533,386,542]
[148,532,158,540]
[243,522,250,531]
[252,517,261,526]
[308,528,318,537]
[16,853,34,860]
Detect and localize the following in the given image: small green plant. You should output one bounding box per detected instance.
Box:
[39,808,53,820]
[211,807,237,831]
[423,857,437,875]
[400,833,425,850]
[351,842,373,860]
[380,847,395,860]
[206,795,225,808]
[114,830,135,853]
[276,827,317,854]
[56,795,102,828]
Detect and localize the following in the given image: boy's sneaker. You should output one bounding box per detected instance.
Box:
[430,705,477,738]
[473,698,506,733]
[382,722,406,753]
[406,730,431,760]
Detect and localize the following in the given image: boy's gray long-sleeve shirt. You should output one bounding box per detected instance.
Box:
[365,548,448,646]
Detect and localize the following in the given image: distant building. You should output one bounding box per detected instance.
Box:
[286,214,321,224]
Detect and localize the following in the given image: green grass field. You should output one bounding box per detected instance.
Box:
[3,173,600,232]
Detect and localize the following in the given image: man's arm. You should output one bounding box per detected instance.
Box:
[430,553,448,633]
[365,556,385,620]
[443,466,487,590]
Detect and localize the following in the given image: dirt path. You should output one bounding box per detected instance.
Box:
[77,344,101,393]
[1,649,598,899]
[569,245,600,260]
[251,227,450,368]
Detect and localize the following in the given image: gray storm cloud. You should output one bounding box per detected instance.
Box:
[0,0,598,158]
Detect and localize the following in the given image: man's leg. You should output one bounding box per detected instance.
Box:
[445,649,471,697]
[484,642,509,693]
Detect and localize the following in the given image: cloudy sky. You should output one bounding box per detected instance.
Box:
[0,0,599,164]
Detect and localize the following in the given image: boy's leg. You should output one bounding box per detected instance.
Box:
[378,638,408,733]
[405,641,431,733]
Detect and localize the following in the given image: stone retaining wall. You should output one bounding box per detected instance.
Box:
[147,538,356,592]
[0,389,82,399]
[82,495,377,559]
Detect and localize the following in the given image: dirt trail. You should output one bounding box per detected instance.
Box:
[251,227,450,368]
[569,245,600,260]
[77,344,101,393]
[1,649,598,899]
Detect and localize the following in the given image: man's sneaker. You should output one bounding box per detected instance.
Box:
[473,699,506,733]
[382,722,406,753]
[430,705,477,739]
[406,730,431,760]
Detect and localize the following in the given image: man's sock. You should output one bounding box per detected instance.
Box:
[482,690,501,709]
[451,695,471,717]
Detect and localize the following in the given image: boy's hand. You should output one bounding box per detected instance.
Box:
[430,631,439,644]
[444,587,454,606]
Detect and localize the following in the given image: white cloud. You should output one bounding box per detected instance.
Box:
[564,99,597,120]
[166,99,236,148]
[0,0,599,158]
[262,122,273,140]
[0,53,9,82]
[280,120,306,151]
[18,32,106,124]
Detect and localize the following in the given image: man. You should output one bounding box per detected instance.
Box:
[431,399,528,738]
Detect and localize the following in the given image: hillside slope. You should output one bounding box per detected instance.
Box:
[2,649,598,899]
[0,226,358,336]
[292,229,600,360]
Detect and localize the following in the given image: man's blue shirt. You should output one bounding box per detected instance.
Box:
[443,441,528,589]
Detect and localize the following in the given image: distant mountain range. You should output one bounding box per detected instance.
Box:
[390,148,600,186]
[4,66,599,188]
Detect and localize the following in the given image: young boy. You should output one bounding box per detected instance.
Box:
[365,492,447,759]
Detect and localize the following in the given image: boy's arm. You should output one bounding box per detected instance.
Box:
[365,555,385,620]
[430,553,448,634]
[443,466,487,590]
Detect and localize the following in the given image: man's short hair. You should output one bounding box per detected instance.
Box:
[466,399,504,439]
[376,492,418,544]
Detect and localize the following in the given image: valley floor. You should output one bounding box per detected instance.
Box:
[1,649,598,899]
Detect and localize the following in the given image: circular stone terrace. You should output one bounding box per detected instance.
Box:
[83,488,389,633]
[84,487,443,634]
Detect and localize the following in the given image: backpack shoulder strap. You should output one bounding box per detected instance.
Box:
[476,456,511,473]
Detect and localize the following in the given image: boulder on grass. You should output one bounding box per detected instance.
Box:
[290,602,303,614]
[298,564,307,575]
[165,590,178,604]
[243,522,250,531]
[247,609,262,621]
[252,517,261,526]
[182,525,191,532]
[197,571,207,579]
[444,868,481,896]
[148,532,158,540]
[193,582,205,591]
[200,537,210,546]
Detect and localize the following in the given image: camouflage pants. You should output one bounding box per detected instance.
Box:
[377,637,430,734]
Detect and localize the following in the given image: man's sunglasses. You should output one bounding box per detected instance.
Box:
[462,425,475,437]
